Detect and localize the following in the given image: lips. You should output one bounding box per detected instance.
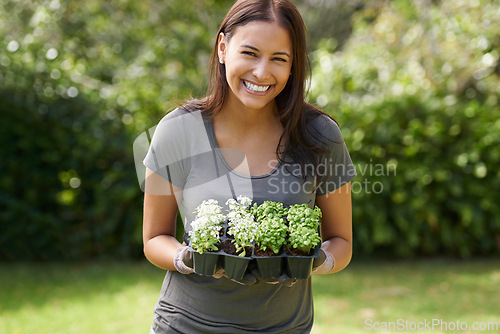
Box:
[243,80,271,93]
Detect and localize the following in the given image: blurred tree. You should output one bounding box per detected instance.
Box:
[0,0,233,260]
[296,0,385,52]
[309,0,500,257]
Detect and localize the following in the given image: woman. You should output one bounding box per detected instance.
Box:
[142,0,356,332]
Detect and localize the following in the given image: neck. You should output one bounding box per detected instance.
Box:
[213,102,284,149]
[217,99,280,132]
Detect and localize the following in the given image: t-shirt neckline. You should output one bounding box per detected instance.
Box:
[206,119,282,180]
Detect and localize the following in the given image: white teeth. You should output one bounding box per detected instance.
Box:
[244,81,270,92]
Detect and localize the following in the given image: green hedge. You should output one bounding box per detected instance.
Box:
[344,97,500,257]
[309,0,500,257]
[0,89,143,260]
[0,0,232,260]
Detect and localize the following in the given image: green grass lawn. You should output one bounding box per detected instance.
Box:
[1,258,498,334]
[312,258,500,334]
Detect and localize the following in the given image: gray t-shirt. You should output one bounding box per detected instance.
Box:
[143,107,356,333]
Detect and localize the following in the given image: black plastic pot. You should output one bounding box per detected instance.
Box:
[256,256,283,281]
[285,246,319,280]
[223,254,251,281]
[192,251,221,276]
[286,256,313,279]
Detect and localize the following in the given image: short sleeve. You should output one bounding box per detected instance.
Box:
[312,115,357,196]
[142,108,213,190]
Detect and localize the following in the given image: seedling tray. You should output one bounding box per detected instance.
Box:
[189,222,319,280]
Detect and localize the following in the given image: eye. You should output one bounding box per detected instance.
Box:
[242,51,256,57]
[272,57,287,62]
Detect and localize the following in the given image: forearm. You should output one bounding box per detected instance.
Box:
[144,234,184,271]
[320,236,352,274]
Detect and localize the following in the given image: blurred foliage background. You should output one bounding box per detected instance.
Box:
[1,0,499,261]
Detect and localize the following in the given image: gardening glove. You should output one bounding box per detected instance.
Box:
[311,249,335,276]
[173,247,194,275]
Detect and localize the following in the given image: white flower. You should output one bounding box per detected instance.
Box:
[226,197,259,254]
[189,199,225,253]
[195,199,225,221]
[226,196,252,212]
[236,195,252,208]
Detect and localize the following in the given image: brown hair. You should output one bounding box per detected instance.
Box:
[187,0,330,168]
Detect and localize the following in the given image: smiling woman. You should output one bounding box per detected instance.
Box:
[218,21,292,114]
[141,0,356,333]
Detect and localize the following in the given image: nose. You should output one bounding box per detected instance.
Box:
[252,58,271,81]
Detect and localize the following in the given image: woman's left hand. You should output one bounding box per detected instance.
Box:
[311,248,335,275]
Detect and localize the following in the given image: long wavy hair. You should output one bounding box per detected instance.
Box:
[186,0,330,169]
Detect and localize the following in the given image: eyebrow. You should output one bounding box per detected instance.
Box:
[241,44,291,58]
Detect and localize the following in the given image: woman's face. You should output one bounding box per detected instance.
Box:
[218,21,293,114]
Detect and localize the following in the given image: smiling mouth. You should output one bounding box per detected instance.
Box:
[243,80,271,93]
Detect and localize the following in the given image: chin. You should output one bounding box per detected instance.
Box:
[239,94,276,111]
[242,100,273,111]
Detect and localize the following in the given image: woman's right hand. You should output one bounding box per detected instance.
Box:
[173,246,194,274]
